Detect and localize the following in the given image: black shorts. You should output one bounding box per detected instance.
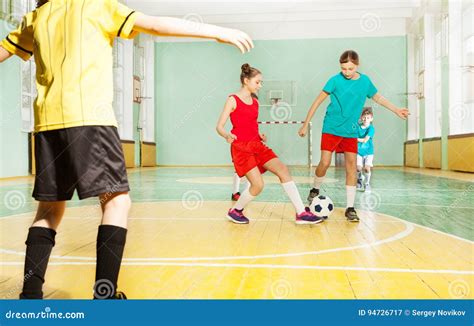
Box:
[33,126,130,201]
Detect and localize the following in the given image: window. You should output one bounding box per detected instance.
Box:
[407,33,419,140]
[15,0,37,132]
[113,39,125,137]
[0,0,10,18]
[141,36,155,143]
[461,4,473,105]
[430,29,442,138]
[441,14,449,57]
[21,59,35,132]
[449,1,474,135]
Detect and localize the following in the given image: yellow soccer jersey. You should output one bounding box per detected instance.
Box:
[1,0,140,132]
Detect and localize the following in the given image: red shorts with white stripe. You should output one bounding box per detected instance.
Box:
[231,141,278,177]
[321,133,357,153]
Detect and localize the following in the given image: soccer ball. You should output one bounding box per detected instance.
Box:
[310,195,334,219]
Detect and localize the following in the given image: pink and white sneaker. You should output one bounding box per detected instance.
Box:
[227,208,250,224]
[296,207,324,225]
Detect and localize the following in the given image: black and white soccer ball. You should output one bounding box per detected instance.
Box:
[310,195,334,219]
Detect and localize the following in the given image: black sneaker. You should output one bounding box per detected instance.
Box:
[307,188,319,205]
[345,207,360,222]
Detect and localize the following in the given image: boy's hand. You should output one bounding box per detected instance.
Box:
[260,133,267,142]
[216,28,254,53]
[395,108,410,120]
[298,125,308,137]
[226,133,237,144]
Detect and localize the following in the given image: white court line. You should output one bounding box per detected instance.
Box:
[0,261,472,275]
[0,204,472,252]
[387,214,474,244]
[0,218,415,262]
[61,217,401,224]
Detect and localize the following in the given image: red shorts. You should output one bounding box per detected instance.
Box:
[231,141,278,177]
[321,133,357,153]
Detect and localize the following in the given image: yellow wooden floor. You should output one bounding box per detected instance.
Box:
[0,201,472,299]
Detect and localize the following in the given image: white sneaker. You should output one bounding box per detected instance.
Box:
[364,184,371,192]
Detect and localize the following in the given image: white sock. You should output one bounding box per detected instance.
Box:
[346,185,356,208]
[244,178,250,190]
[313,175,325,190]
[232,173,241,193]
[233,189,255,210]
[282,181,305,214]
[364,172,371,185]
[357,171,363,180]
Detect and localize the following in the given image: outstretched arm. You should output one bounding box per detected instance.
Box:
[372,93,409,119]
[298,91,329,137]
[0,45,14,63]
[216,97,237,143]
[133,14,253,53]
[358,136,370,143]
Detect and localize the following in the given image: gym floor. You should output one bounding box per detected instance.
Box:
[0,166,472,299]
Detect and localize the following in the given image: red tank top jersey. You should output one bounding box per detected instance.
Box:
[229,95,260,142]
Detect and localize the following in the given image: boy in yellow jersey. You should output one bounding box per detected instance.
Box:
[0,0,253,299]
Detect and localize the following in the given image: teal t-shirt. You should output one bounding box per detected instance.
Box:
[357,124,375,156]
[322,73,378,138]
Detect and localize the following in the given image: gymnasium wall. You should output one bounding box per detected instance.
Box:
[0,21,29,178]
[404,1,474,173]
[154,36,407,166]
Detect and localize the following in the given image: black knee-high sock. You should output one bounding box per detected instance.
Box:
[94,225,127,299]
[20,227,56,299]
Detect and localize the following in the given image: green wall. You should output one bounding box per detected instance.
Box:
[0,20,29,178]
[0,34,408,178]
[154,36,407,166]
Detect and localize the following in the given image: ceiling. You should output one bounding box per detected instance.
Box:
[125,0,425,39]
[126,0,422,23]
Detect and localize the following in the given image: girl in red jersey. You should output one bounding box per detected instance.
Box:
[216,64,323,225]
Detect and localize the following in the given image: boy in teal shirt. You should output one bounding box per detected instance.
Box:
[357,108,375,192]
